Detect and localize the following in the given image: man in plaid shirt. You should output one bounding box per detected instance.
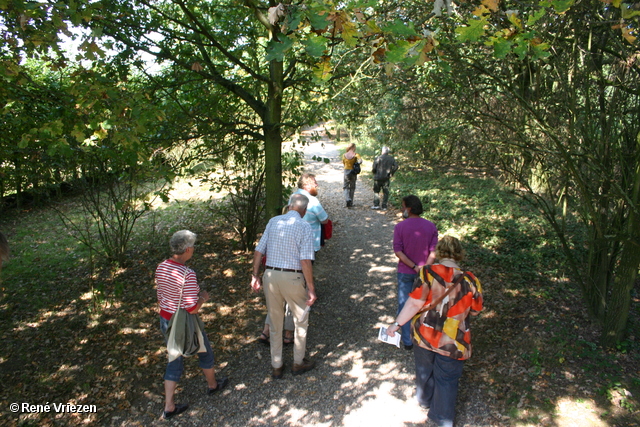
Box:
[251,193,317,379]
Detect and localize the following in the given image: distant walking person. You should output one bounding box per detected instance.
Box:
[393,195,438,350]
[342,143,362,207]
[251,193,317,379]
[386,236,483,427]
[371,146,398,210]
[155,230,228,420]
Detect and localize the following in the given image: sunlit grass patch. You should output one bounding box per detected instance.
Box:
[393,168,569,283]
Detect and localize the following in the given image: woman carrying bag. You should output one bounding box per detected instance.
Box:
[155,230,229,420]
[386,236,483,427]
[342,142,362,207]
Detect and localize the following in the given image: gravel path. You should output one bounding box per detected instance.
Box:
[126,133,492,427]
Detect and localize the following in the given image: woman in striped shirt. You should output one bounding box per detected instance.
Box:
[155,230,228,419]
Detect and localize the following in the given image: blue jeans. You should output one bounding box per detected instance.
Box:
[160,316,215,382]
[414,346,464,427]
[397,272,417,346]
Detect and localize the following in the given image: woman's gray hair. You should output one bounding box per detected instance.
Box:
[170,230,197,255]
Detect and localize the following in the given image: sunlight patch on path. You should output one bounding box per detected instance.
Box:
[368,265,395,273]
[554,397,607,427]
[341,381,427,426]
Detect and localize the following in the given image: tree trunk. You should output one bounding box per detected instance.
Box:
[601,240,640,346]
[263,57,284,219]
[601,154,640,346]
[586,231,610,321]
[264,124,283,219]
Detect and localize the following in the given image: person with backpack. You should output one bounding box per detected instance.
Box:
[386,236,484,427]
[371,146,399,210]
[342,143,362,207]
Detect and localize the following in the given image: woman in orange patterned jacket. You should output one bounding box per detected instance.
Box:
[387,236,483,427]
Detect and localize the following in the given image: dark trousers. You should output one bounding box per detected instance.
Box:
[373,178,390,208]
[414,345,464,427]
[343,170,357,204]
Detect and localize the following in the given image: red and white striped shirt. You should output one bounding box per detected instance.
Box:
[155,259,200,320]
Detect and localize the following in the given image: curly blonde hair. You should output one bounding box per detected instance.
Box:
[436,236,466,261]
[297,173,317,189]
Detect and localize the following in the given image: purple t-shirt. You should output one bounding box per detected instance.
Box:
[393,217,438,274]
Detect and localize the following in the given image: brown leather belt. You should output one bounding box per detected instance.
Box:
[266,266,302,273]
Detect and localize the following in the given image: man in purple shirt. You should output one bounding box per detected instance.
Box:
[392,195,438,350]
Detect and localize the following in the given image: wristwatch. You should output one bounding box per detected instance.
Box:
[393,321,400,327]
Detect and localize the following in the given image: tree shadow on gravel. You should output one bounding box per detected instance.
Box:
[1,145,638,427]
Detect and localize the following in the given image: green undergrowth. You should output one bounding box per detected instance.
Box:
[0,188,253,426]
[391,167,640,426]
[0,166,638,426]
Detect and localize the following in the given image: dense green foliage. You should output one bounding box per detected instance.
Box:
[328,3,640,346]
[1,1,638,343]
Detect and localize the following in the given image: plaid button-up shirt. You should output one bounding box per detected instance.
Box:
[256,210,315,270]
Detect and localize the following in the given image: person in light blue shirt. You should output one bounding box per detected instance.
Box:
[289,173,329,252]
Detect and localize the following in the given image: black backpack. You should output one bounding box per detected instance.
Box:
[352,161,361,174]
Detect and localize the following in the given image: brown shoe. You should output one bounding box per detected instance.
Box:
[272,364,285,379]
[292,358,316,376]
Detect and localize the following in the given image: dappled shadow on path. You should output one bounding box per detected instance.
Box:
[1,133,636,427]
[183,137,432,427]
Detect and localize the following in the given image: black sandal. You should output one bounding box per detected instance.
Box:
[258,332,270,345]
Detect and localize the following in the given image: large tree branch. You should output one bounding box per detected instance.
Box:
[97,1,268,118]
[175,0,269,84]
[244,0,272,32]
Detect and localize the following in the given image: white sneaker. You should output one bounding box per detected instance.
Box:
[371,206,380,210]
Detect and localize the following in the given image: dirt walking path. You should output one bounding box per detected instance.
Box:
[128,134,491,427]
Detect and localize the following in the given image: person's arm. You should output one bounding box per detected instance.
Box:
[182,270,209,314]
[251,250,264,292]
[300,259,316,306]
[470,273,483,315]
[394,250,421,274]
[391,159,399,175]
[387,296,424,337]
[425,250,436,266]
[187,290,210,314]
[317,205,329,225]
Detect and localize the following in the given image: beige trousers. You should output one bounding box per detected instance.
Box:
[263,269,309,367]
